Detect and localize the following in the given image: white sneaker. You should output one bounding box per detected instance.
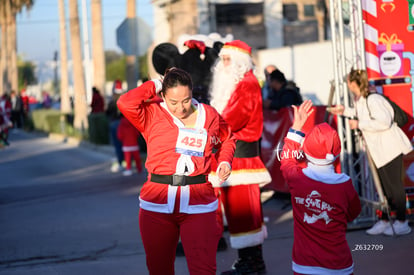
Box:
[366,220,390,235]
[383,220,412,236]
[122,169,133,176]
[111,162,120,173]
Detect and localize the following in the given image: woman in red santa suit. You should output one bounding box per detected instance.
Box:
[117,67,236,275]
[209,40,272,275]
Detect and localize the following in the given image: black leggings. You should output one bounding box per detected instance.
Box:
[376,154,406,221]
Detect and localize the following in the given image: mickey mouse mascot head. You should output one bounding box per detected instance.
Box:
[152,38,224,104]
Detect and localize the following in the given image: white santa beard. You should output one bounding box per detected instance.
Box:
[209,67,238,114]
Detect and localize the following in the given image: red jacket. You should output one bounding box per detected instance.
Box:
[209,70,271,187]
[221,70,263,142]
[117,81,236,214]
[280,131,361,274]
[117,116,140,151]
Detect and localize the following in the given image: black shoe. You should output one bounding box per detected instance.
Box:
[217,236,228,251]
[220,256,267,275]
[221,245,266,275]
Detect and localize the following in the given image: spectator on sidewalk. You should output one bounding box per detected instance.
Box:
[90,86,105,113]
[329,68,413,236]
[261,64,277,101]
[263,69,302,111]
[106,80,125,173]
[281,100,361,275]
[0,93,12,146]
[116,115,143,176]
[10,90,23,128]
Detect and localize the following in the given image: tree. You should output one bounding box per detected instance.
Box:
[91,0,106,97]
[68,0,88,130]
[18,59,37,90]
[0,0,33,96]
[58,0,71,114]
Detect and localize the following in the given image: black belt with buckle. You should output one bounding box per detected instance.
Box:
[234,140,260,158]
[150,173,207,186]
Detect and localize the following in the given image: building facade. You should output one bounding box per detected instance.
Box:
[151,0,328,50]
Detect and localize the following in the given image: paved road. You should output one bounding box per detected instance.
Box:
[0,130,413,275]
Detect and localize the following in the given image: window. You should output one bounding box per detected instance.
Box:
[304,5,315,17]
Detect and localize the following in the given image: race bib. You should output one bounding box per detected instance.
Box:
[176,128,207,157]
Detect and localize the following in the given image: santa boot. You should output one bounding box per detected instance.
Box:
[220,245,266,275]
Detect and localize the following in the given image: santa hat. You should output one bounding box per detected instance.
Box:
[184,40,206,60]
[113,79,123,94]
[303,123,341,165]
[220,40,252,56]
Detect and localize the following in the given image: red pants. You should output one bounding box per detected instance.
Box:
[139,189,221,275]
[123,150,142,172]
[216,184,264,243]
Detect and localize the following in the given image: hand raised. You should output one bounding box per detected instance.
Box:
[291,100,313,131]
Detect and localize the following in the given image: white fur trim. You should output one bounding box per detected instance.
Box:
[122,145,139,152]
[293,262,354,275]
[229,225,267,249]
[151,79,163,93]
[287,132,304,144]
[139,185,217,214]
[302,162,350,184]
[305,153,338,165]
[209,170,272,188]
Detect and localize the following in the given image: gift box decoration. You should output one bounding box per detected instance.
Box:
[377,33,404,77]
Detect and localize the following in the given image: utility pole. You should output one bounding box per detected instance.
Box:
[126,0,138,91]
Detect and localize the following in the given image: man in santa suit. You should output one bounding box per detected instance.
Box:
[209,40,272,275]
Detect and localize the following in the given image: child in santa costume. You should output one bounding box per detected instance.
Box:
[280,100,361,275]
[209,40,272,275]
[116,115,143,176]
[117,68,236,275]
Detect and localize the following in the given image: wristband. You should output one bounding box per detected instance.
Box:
[288,128,305,137]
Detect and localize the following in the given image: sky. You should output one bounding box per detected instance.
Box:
[16,0,154,63]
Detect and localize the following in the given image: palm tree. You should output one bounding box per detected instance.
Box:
[91,0,106,99]
[68,0,88,131]
[0,0,33,96]
[58,0,71,114]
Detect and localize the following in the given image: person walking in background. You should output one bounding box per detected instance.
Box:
[90,86,105,113]
[281,100,361,275]
[20,88,30,127]
[10,90,23,128]
[41,91,52,109]
[209,40,272,275]
[329,68,413,235]
[0,93,12,146]
[117,67,236,275]
[116,115,143,176]
[263,69,303,111]
[106,80,125,173]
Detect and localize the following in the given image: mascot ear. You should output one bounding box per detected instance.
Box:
[152,43,181,75]
[213,41,224,54]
